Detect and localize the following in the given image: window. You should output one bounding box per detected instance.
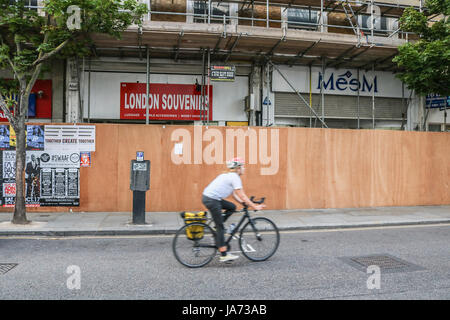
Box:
[193,1,230,24]
[9,0,38,10]
[428,124,442,132]
[287,8,318,30]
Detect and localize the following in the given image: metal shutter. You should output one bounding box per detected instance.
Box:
[275,93,404,119]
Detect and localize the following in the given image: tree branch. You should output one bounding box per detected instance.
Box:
[25,63,42,96]
[31,38,70,68]
[38,31,49,60]
[0,94,17,128]
[0,34,19,80]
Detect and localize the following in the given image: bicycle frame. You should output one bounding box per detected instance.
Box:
[193,206,256,250]
[194,197,265,250]
[223,207,254,246]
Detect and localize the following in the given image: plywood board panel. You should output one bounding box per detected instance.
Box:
[156,126,288,212]
[1,123,448,213]
[79,124,120,212]
[286,127,327,209]
[323,129,364,208]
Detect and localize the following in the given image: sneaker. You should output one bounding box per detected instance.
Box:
[219,252,239,263]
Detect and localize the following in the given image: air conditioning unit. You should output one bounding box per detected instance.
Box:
[244,94,255,112]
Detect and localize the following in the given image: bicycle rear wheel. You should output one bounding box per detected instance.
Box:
[172,222,217,268]
[239,217,280,261]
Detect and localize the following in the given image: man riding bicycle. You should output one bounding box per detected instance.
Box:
[202,157,266,263]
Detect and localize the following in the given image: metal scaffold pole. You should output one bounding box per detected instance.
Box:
[357,68,360,129]
[208,0,211,25]
[266,63,270,126]
[146,45,150,125]
[371,0,374,40]
[201,48,206,124]
[321,57,325,128]
[320,0,324,32]
[372,63,375,129]
[87,59,91,123]
[268,60,328,128]
[207,48,211,125]
[309,64,312,128]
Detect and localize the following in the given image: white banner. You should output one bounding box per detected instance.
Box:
[272,65,411,98]
[44,125,96,152]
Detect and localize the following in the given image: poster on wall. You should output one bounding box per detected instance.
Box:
[0,124,90,207]
[9,125,16,148]
[27,125,45,150]
[1,150,17,207]
[0,125,11,150]
[38,150,80,207]
[44,125,96,152]
[39,151,80,168]
[0,150,80,207]
[25,151,41,206]
[0,125,44,151]
[80,151,91,167]
[39,168,80,206]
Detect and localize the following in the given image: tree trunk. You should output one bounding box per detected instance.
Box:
[12,97,29,224]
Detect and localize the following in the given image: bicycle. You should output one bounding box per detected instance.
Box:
[172,197,280,268]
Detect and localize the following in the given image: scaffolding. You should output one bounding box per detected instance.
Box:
[16,0,428,129]
[142,0,420,38]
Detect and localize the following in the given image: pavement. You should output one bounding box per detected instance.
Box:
[0,205,449,237]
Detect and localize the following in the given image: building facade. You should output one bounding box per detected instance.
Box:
[2,0,449,131]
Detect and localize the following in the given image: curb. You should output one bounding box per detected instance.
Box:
[0,219,449,237]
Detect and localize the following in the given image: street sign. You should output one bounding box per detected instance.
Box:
[210,65,235,81]
[263,96,272,106]
[426,94,450,110]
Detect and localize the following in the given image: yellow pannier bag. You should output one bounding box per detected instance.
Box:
[180,211,207,240]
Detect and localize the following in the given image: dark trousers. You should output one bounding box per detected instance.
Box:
[202,195,236,248]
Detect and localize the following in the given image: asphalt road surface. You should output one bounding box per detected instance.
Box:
[1,224,449,300]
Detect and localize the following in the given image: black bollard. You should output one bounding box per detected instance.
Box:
[132,190,146,224]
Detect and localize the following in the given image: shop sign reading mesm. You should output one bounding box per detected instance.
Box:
[120,83,213,121]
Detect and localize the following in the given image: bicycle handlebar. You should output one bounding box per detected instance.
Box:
[249,196,265,205]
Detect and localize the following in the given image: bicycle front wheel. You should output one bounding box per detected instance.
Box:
[172,222,217,268]
[239,217,280,261]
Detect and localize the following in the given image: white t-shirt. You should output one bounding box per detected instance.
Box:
[203,172,243,200]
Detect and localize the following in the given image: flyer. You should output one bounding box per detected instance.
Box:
[26,125,45,150]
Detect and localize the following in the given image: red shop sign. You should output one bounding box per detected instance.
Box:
[120,83,213,121]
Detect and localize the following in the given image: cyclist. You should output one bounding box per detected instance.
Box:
[202,157,265,263]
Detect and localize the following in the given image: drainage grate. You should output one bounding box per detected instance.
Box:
[340,254,425,273]
[0,263,18,275]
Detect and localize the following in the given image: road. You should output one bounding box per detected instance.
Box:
[0,224,449,300]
